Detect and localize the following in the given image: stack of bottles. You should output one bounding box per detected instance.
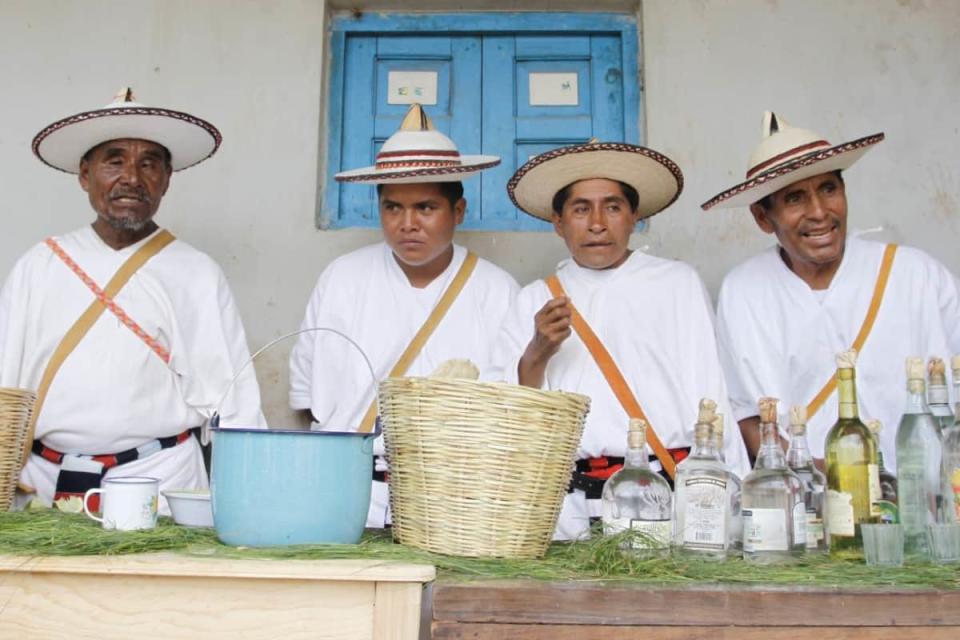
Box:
[598,348,960,562]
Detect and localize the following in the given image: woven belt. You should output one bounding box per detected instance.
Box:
[570,448,690,499]
[33,428,197,509]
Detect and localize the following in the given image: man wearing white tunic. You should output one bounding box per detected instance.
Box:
[289,105,518,528]
[493,141,750,540]
[1,89,263,513]
[703,112,960,469]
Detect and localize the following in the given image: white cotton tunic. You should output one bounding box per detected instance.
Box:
[716,236,960,471]
[0,226,265,513]
[490,251,751,540]
[289,242,519,528]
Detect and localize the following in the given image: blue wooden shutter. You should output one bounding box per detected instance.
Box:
[324,14,638,231]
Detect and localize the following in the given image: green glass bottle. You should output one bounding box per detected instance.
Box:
[825,350,881,552]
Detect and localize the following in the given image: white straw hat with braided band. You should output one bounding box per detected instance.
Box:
[335,104,500,184]
[701,112,884,210]
[507,141,684,221]
[33,88,222,174]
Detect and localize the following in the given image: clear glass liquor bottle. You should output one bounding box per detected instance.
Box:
[866,419,899,524]
[927,357,954,432]
[786,405,829,553]
[896,357,945,557]
[825,350,881,552]
[742,397,807,564]
[601,418,673,554]
[672,399,742,559]
[942,356,960,524]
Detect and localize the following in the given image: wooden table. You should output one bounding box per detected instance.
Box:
[431,580,960,639]
[0,554,435,640]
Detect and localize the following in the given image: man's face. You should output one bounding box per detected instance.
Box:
[749,172,848,273]
[79,138,172,232]
[379,182,465,267]
[552,178,640,270]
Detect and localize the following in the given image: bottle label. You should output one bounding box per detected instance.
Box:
[743,508,788,552]
[806,510,825,549]
[792,501,807,547]
[868,463,882,517]
[827,489,855,536]
[681,477,727,550]
[952,468,960,521]
[604,517,670,549]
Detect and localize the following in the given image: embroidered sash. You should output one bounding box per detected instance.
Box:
[20,230,176,468]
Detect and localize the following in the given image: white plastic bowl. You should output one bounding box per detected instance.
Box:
[162,489,213,528]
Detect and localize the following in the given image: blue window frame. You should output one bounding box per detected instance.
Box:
[322,12,641,231]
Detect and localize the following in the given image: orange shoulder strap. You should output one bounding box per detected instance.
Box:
[357,251,479,433]
[545,275,676,479]
[21,229,176,467]
[805,243,898,420]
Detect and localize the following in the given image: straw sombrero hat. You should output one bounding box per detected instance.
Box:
[701,112,884,210]
[507,141,684,221]
[335,104,500,184]
[33,88,221,174]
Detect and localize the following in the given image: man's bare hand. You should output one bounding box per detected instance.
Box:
[518,296,572,387]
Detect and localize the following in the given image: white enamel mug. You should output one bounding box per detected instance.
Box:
[83,476,160,531]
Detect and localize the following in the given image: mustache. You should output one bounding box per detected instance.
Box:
[109,188,152,204]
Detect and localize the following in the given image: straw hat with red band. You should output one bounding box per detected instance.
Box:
[701,111,884,210]
[507,141,684,221]
[335,104,500,184]
[33,88,222,174]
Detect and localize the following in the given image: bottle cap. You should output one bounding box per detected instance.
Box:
[758,397,779,423]
[711,413,724,442]
[836,349,858,369]
[627,418,647,449]
[866,419,882,436]
[928,357,947,385]
[906,356,924,381]
[952,354,960,375]
[789,405,806,435]
[697,398,717,424]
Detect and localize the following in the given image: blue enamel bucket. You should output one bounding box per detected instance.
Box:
[207,328,379,546]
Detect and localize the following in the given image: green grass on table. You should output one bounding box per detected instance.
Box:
[1,511,957,589]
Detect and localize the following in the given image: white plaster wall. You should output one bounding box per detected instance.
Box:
[1,0,957,422]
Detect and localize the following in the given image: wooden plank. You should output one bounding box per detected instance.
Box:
[0,553,435,583]
[432,581,960,627]
[0,571,375,640]
[373,581,424,640]
[432,623,960,640]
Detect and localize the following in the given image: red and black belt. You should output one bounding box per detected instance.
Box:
[569,449,690,499]
[31,428,197,510]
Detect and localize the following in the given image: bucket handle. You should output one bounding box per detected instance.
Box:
[207,327,380,444]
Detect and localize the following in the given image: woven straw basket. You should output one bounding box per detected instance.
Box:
[379,377,590,558]
[0,387,35,511]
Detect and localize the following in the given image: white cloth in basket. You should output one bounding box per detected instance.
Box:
[490,250,750,540]
[0,225,264,514]
[289,242,519,528]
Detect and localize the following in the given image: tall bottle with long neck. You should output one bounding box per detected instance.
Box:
[825,349,880,552]
[943,356,960,524]
[866,419,899,524]
[896,356,945,556]
[786,405,829,553]
[601,418,673,553]
[742,397,806,563]
[927,357,954,432]
[672,399,741,558]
